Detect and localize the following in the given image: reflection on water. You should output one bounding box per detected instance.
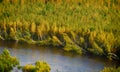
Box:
[0,41,117,72]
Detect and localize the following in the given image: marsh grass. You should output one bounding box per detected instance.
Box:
[0,0,120,58]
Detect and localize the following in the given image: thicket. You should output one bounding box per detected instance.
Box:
[0,0,120,60]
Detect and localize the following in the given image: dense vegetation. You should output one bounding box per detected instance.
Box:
[0,49,19,72]
[0,0,120,60]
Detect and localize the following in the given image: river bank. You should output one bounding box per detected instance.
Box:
[0,0,120,65]
[0,41,119,72]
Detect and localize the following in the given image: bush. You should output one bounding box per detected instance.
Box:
[35,61,51,72]
[23,64,36,72]
[23,61,50,72]
[0,49,19,72]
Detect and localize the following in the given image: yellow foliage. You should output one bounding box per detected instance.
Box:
[58,26,65,34]
[36,25,43,40]
[97,31,106,43]
[16,20,22,31]
[93,42,103,54]
[30,22,36,34]
[88,42,104,55]
[36,21,50,40]
[65,27,71,33]
[89,31,97,44]
[79,37,85,45]
[9,21,14,27]
[0,0,119,57]
[24,64,35,70]
[70,31,76,41]
[13,21,17,33]
[23,64,36,72]
[10,27,16,39]
[20,0,25,5]
[35,61,50,72]
[0,21,7,32]
[41,20,50,33]
[63,33,83,54]
[64,43,83,54]
[51,22,58,34]
[101,67,120,72]
[104,32,115,53]
[22,21,30,30]
[63,33,74,44]
[96,31,115,54]
[23,61,51,72]
[52,35,62,46]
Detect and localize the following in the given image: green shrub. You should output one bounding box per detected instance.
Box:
[23,61,50,72]
[0,49,19,72]
[35,61,51,72]
[22,64,36,72]
[79,37,85,46]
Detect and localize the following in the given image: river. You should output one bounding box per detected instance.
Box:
[0,41,117,72]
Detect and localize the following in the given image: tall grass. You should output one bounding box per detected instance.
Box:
[0,0,120,59]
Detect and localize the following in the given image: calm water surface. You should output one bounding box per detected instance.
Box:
[0,41,117,72]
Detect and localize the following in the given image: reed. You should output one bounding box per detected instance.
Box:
[0,0,119,59]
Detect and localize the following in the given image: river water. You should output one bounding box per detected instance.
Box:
[0,41,117,72]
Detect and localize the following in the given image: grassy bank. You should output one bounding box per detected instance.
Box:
[0,0,120,60]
